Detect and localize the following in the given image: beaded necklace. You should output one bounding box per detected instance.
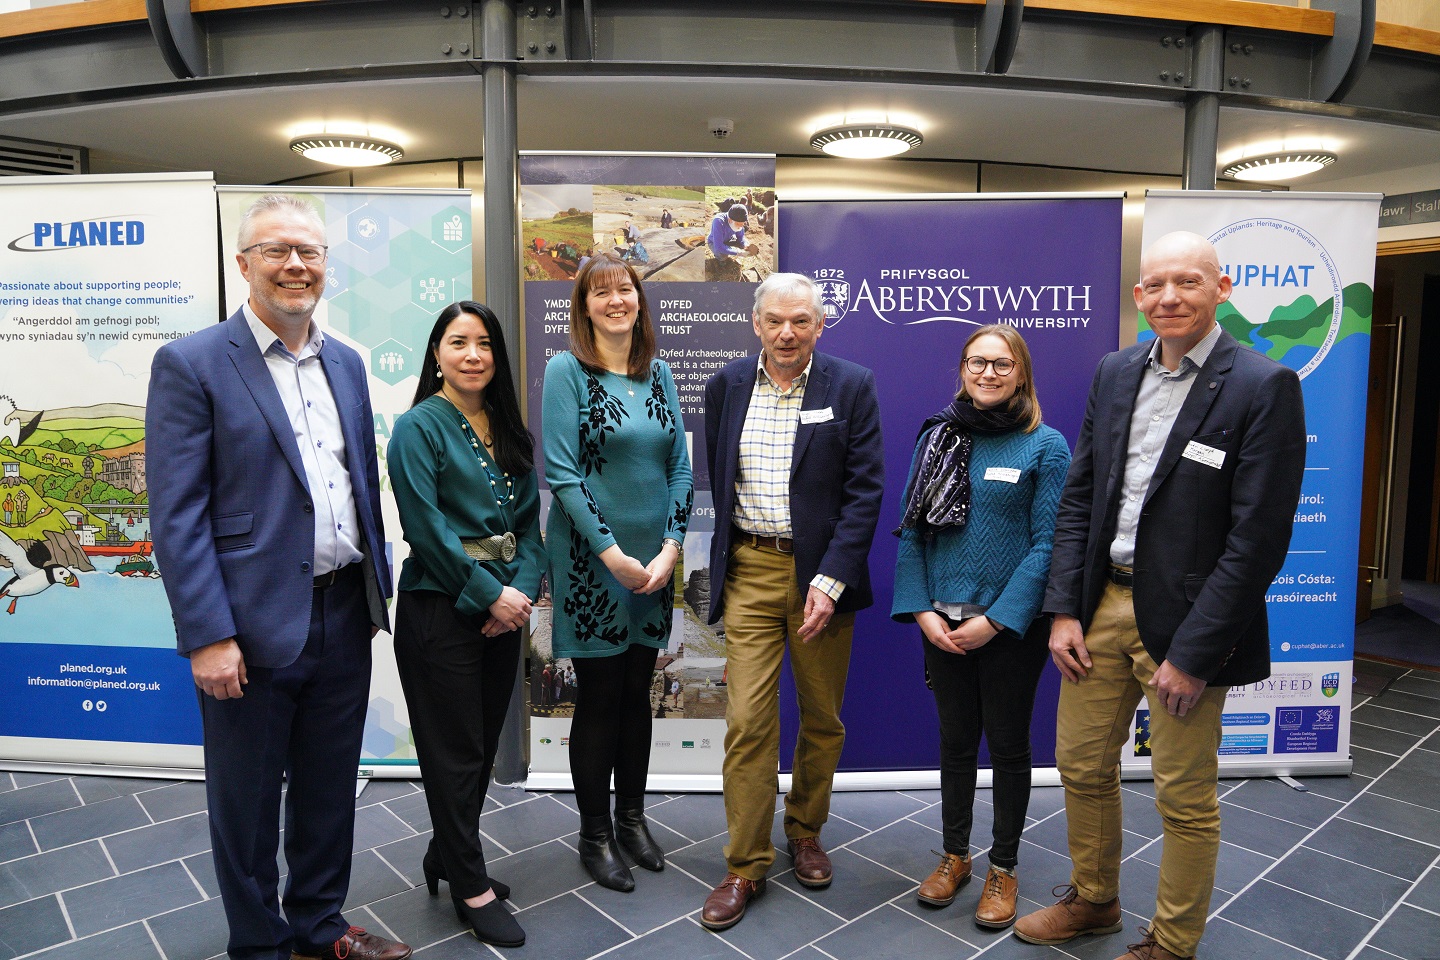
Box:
[452,405,515,507]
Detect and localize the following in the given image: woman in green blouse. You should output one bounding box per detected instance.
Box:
[389,301,542,949]
[542,253,692,892]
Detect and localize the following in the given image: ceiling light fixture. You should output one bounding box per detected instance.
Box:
[289,135,403,167]
[1222,150,1337,182]
[809,122,923,159]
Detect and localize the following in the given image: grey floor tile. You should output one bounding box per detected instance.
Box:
[1212,803,1314,858]
[1352,722,1423,757]
[71,776,181,805]
[701,880,845,960]
[1352,948,1411,960]
[1221,777,1344,829]
[345,848,414,910]
[1367,902,1440,960]
[0,780,82,828]
[504,892,630,960]
[771,846,913,920]
[488,783,532,807]
[1389,674,1440,699]
[64,861,204,937]
[1023,787,1070,822]
[1405,867,1440,913]
[903,794,995,847]
[136,782,209,822]
[1265,846,1412,919]
[663,833,727,888]
[181,851,221,900]
[1299,771,1374,803]
[645,793,730,844]
[825,790,928,831]
[0,822,37,864]
[771,808,869,855]
[0,893,70,959]
[381,789,432,832]
[814,901,975,960]
[372,831,432,893]
[1340,793,1440,849]
[1304,817,1438,880]
[1374,689,1440,720]
[1353,746,1403,780]
[105,811,211,875]
[355,779,421,807]
[847,816,961,884]
[145,894,230,960]
[1354,704,1440,738]
[1013,836,1079,895]
[573,856,711,936]
[30,795,151,852]
[485,838,594,910]
[412,931,493,958]
[1195,916,1328,960]
[8,775,67,789]
[1369,752,1440,814]
[1218,878,1378,960]
[365,883,482,953]
[22,922,162,960]
[0,842,114,908]
[596,917,749,960]
[1206,840,1275,895]
[352,803,419,854]
[475,795,578,854]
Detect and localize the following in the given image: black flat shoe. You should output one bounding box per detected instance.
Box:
[423,847,510,900]
[453,896,525,948]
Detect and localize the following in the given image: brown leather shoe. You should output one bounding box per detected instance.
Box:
[916,851,971,906]
[1117,928,1192,960]
[1012,884,1123,945]
[974,865,1019,929]
[787,836,832,889]
[291,926,412,960]
[700,873,766,931]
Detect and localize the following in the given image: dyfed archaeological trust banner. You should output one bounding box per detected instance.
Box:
[1138,191,1380,775]
[218,186,473,776]
[520,153,775,787]
[0,173,219,770]
[781,195,1123,777]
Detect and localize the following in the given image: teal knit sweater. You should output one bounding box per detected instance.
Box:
[891,423,1071,635]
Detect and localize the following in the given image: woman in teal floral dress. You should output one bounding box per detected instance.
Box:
[542,252,692,893]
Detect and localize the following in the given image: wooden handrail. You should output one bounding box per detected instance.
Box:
[0,0,144,41]
[1024,0,1333,36]
[1375,21,1440,57]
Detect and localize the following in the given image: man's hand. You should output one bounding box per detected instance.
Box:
[797,586,836,642]
[485,586,533,636]
[1049,614,1091,682]
[1150,660,1207,717]
[192,638,247,700]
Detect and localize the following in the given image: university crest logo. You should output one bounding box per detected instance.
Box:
[814,271,850,325]
[1321,672,1340,698]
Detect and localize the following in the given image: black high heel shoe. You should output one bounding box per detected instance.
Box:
[423,847,510,900]
[453,895,525,948]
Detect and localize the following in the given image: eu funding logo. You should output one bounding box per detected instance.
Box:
[1322,672,1340,698]
[810,266,1093,330]
[8,217,147,252]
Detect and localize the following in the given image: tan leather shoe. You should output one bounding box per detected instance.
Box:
[291,926,412,960]
[916,851,971,906]
[1118,928,1192,960]
[1012,884,1123,945]
[974,865,1019,928]
[787,836,832,889]
[701,873,766,931]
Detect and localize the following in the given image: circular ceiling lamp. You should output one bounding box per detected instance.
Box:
[810,122,923,159]
[1222,150,1337,182]
[290,135,403,167]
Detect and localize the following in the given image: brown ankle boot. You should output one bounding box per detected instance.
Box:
[1012,884,1123,945]
[974,865,1018,929]
[916,851,971,906]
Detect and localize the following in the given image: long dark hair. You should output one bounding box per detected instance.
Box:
[568,252,656,378]
[412,301,535,475]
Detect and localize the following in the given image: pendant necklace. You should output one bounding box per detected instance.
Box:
[445,393,514,506]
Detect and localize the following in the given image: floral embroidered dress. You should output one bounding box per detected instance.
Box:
[542,351,693,658]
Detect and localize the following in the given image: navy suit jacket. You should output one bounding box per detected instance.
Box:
[148,309,390,669]
[703,351,884,624]
[1043,328,1306,687]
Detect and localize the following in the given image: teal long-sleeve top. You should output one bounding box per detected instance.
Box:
[891,423,1071,636]
[388,393,545,618]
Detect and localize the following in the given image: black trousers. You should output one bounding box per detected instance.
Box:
[569,643,660,817]
[393,589,520,899]
[923,614,1050,868]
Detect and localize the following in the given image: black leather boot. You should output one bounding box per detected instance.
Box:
[578,814,635,892]
[614,796,665,871]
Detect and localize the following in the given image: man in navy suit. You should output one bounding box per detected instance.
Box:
[699,273,884,931]
[148,195,409,960]
[1013,233,1306,960]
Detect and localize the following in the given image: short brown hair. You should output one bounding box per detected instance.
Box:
[956,324,1043,433]
[568,253,656,378]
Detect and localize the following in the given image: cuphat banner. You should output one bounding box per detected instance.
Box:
[1138,190,1380,775]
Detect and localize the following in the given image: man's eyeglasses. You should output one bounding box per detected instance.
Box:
[963,356,1016,376]
[242,242,329,264]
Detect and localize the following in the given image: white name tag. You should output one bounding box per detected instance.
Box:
[984,467,1021,483]
[800,407,834,424]
[1183,440,1226,470]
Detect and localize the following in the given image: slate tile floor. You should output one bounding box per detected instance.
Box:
[2,667,1438,960]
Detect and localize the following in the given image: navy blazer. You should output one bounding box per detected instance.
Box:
[1044,328,1306,687]
[703,351,885,624]
[148,309,391,668]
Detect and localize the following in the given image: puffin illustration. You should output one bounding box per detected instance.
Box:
[0,530,80,614]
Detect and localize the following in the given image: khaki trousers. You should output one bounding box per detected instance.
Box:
[720,540,855,880]
[1056,581,1227,958]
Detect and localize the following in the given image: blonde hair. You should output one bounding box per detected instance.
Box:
[956,324,1042,433]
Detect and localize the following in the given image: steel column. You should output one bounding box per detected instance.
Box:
[1181,24,1223,190]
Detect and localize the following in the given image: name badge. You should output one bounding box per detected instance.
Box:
[800,407,834,424]
[984,467,1021,483]
[1182,440,1226,470]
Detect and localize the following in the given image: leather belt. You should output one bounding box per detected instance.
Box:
[733,526,793,554]
[1108,565,1134,588]
[462,532,518,563]
[314,564,357,589]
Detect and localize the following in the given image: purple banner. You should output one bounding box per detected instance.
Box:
[780,196,1123,771]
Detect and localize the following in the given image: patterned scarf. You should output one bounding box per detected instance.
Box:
[894,398,1027,540]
